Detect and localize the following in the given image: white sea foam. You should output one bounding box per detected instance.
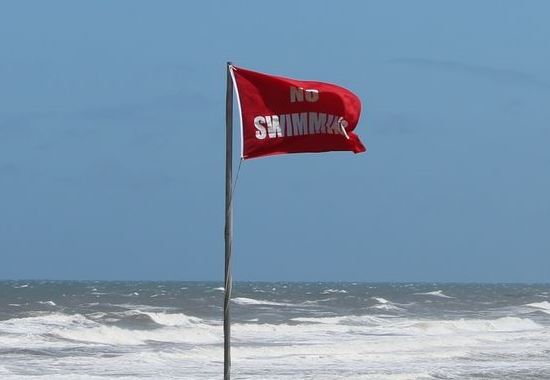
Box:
[370,303,404,312]
[0,313,102,351]
[415,290,453,298]
[290,315,542,336]
[322,289,348,294]
[2,282,550,380]
[38,300,57,306]
[302,298,334,305]
[1,310,549,379]
[291,315,387,326]
[231,297,295,306]
[0,312,220,347]
[56,321,219,346]
[114,303,177,312]
[525,301,550,314]
[143,312,205,327]
[399,317,542,335]
[369,297,405,312]
[86,312,107,319]
[0,313,93,335]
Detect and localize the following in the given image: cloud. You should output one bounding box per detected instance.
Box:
[386,58,550,90]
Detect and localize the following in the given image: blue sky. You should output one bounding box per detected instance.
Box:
[1,1,549,282]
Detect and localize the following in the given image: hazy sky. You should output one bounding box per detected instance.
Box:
[1,1,549,282]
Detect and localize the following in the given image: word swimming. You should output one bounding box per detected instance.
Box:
[253,112,350,140]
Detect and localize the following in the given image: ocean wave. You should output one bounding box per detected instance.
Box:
[84,309,206,329]
[291,315,387,326]
[38,300,56,306]
[322,289,348,294]
[525,301,550,314]
[0,311,220,347]
[414,290,453,298]
[231,321,356,340]
[303,298,336,304]
[86,312,107,320]
[1,310,546,364]
[289,315,541,335]
[112,303,178,312]
[53,323,220,346]
[0,313,96,335]
[231,297,295,307]
[402,317,541,335]
[369,297,406,312]
[370,303,404,312]
[143,312,205,327]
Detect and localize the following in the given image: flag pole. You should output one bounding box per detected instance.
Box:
[224,61,233,380]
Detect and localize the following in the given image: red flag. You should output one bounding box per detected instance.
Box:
[230,65,366,160]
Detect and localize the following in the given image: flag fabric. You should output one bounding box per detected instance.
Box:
[230,65,366,160]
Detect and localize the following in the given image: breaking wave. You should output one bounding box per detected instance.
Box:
[2,282,549,379]
[370,303,405,312]
[400,317,541,335]
[0,312,221,347]
[143,312,205,327]
[53,322,220,346]
[322,289,348,294]
[291,315,387,326]
[290,315,541,336]
[369,297,406,312]
[231,297,296,306]
[415,290,453,298]
[38,300,57,306]
[525,301,550,314]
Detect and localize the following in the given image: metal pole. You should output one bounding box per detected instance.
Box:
[224,62,233,380]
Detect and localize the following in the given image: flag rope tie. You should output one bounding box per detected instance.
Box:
[229,158,243,208]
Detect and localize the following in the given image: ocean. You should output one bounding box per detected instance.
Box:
[0,281,549,379]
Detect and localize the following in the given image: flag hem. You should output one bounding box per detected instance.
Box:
[229,65,244,159]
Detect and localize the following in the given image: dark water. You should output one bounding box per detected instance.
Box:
[1,281,549,379]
